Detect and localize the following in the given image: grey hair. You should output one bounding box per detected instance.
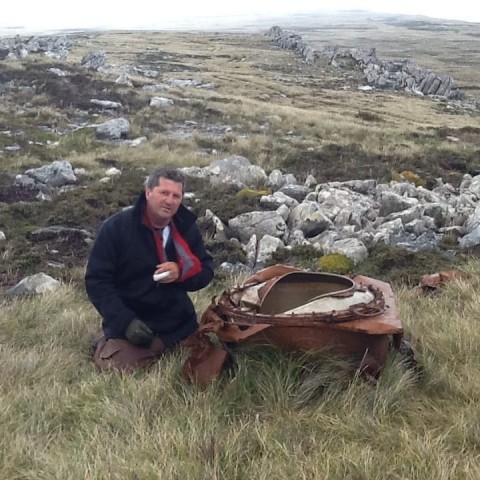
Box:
[144,166,186,191]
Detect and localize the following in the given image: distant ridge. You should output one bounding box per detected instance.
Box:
[1,9,477,38]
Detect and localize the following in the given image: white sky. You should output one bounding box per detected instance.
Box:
[2,1,479,32]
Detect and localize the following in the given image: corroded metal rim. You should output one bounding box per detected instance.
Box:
[211,283,385,326]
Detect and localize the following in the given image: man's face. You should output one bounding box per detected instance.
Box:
[145,177,183,227]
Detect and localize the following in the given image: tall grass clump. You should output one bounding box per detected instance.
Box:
[1,259,480,479]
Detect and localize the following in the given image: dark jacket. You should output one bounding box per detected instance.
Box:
[85,192,214,346]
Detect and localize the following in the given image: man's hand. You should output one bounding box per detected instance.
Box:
[125,318,154,346]
[154,262,180,283]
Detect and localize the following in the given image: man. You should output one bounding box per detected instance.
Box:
[85,166,214,372]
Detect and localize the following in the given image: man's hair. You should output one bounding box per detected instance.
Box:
[145,166,186,191]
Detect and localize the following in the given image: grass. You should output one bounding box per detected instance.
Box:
[1,260,480,479]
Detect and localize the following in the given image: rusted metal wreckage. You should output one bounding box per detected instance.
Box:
[182,264,409,385]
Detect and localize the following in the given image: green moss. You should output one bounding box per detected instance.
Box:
[318,253,353,274]
[235,188,270,201]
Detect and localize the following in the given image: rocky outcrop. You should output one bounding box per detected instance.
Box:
[81,50,159,79]
[181,156,480,272]
[0,34,71,60]
[94,118,130,140]
[267,26,317,64]
[5,155,480,283]
[267,26,462,99]
[15,160,78,190]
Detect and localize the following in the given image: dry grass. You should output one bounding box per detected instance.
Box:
[3,23,479,183]
[1,260,480,479]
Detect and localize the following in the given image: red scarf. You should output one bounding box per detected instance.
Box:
[143,208,202,282]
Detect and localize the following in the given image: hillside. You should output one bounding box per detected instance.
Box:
[1,13,480,287]
[1,14,480,479]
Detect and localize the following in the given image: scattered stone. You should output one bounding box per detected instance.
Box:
[81,51,107,70]
[95,118,130,140]
[206,155,268,188]
[6,273,61,295]
[48,68,66,76]
[150,97,174,108]
[105,167,121,177]
[28,226,93,243]
[5,144,21,152]
[36,192,52,201]
[90,99,122,109]
[115,73,133,86]
[127,137,147,147]
[25,160,77,188]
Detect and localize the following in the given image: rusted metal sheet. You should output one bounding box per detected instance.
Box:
[416,270,469,291]
[182,264,405,386]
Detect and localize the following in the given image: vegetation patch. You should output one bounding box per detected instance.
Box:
[184,176,266,223]
[318,253,354,274]
[205,238,247,268]
[355,244,466,286]
[0,173,39,203]
[235,188,271,201]
[268,244,321,270]
[355,110,382,122]
[0,168,146,286]
[391,170,427,187]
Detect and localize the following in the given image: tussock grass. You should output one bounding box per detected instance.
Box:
[112,135,214,171]
[1,260,480,479]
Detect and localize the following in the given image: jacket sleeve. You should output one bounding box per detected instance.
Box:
[177,222,214,292]
[85,216,137,337]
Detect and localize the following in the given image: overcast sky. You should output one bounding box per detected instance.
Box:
[2,1,479,32]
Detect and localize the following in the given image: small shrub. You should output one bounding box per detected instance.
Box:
[56,128,101,156]
[206,238,247,267]
[355,110,381,122]
[400,170,427,187]
[268,244,321,270]
[439,232,459,247]
[356,244,465,286]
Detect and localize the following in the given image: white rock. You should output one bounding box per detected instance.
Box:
[105,167,121,177]
[6,273,61,295]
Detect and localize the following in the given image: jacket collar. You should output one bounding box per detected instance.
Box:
[132,192,197,234]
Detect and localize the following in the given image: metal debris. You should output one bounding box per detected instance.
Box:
[182,264,406,386]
